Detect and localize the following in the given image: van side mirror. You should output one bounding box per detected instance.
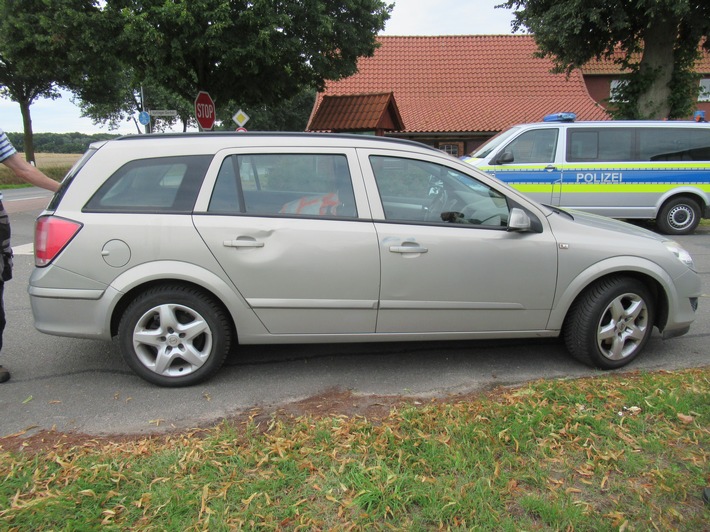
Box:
[494,151,514,165]
[507,208,531,232]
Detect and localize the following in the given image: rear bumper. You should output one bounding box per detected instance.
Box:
[28,285,118,340]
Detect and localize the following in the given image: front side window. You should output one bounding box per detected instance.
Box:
[84,155,212,213]
[208,153,356,218]
[370,155,509,227]
[499,129,558,164]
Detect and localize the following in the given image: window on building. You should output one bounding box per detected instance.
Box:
[610,79,628,102]
[439,144,459,157]
[699,79,710,102]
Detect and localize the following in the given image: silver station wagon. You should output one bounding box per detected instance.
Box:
[29,133,701,386]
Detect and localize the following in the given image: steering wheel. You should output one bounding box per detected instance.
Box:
[425,186,448,221]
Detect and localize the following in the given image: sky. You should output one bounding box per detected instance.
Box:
[0,0,517,135]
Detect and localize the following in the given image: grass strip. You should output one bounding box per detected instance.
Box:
[1,368,708,530]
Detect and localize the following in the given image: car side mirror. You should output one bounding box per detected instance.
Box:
[507,208,532,232]
[494,151,514,165]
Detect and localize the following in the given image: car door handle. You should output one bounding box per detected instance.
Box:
[545,165,558,172]
[389,244,428,254]
[223,239,265,248]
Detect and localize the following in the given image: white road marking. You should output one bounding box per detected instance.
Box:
[12,243,34,256]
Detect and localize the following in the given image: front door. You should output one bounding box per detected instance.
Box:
[363,153,559,334]
[489,127,562,206]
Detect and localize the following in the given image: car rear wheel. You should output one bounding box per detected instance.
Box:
[564,277,654,369]
[118,285,232,386]
[656,196,701,235]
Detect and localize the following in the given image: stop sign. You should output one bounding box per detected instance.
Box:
[194,91,216,130]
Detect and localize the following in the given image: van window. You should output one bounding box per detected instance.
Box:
[567,128,634,162]
[639,128,710,161]
[501,128,558,164]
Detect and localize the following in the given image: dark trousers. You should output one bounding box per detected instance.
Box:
[0,199,11,354]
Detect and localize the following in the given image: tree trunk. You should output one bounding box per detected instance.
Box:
[19,99,36,164]
[637,17,677,119]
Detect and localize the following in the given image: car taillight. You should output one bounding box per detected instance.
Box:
[34,216,82,267]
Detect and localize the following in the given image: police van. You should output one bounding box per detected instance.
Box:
[462,114,710,235]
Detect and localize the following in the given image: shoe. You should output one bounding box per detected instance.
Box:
[0,365,9,383]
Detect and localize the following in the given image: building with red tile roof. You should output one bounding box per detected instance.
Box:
[308,35,609,155]
[308,35,710,157]
[308,92,404,132]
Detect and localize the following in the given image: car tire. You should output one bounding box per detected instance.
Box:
[118,284,232,386]
[656,196,701,235]
[563,277,654,370]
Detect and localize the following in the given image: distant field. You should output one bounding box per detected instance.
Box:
[33,153,82,167]
[0,153,82,185]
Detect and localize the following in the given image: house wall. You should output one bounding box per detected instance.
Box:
[584,74,710,118]
[388,135,493,157]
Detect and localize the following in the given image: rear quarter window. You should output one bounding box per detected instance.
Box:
[84,155,212,213]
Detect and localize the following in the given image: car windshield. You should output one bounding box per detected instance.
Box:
[469,126,522,159]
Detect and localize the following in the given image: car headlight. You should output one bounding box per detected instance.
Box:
[664,241,695,271]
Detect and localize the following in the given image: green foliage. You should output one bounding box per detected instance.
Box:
[109,0,392,106]
[500,0,710,119]
[1,368,707,529]
[0,0,121,159]
[218,88,317,132]
[4,132,118,154]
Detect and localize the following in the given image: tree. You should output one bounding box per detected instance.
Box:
[500,0,710,119]
[219,88,316,131]
[109,0,392,110]
[79,76,197,133]
[0,0,120,162]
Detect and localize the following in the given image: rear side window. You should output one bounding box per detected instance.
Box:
[84,155,212,213]
[566,127,710,162]
[567,128,634,162]
[639,128,710,161]
[208,153,357,218]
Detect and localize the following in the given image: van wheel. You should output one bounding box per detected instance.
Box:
[657,197,701,235]
[564,277,654,370]
[118,285,232,387]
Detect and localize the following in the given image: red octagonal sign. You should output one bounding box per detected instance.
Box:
[194,91,215,130]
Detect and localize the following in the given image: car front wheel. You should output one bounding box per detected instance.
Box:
[564,277,654,369]
[118,285,232,386]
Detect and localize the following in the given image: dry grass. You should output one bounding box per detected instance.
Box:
[1,368,708,530]
[0,153,81,185]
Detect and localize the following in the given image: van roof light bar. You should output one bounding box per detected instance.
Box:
[543,112,577,122]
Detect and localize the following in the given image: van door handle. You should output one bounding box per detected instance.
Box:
[223,238,264,248]
[545,165,557,172]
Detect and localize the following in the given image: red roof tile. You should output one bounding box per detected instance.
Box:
[582,43,710,74]
[308,35,609,134]
[308,92,404,131]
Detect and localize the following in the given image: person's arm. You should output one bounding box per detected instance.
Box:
[2,153,60,192]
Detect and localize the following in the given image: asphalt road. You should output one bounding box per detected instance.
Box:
[1,188,708,438]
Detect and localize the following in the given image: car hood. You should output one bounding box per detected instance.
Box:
[549,208,667,242]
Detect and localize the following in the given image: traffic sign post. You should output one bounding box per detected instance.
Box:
[194,91,216,130]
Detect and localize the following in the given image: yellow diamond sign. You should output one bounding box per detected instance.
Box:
[233,110,250,127]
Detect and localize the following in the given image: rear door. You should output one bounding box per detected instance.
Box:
[193,148,380,334]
